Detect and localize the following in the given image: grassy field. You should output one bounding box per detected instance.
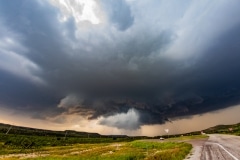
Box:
[0,122,238,159]
[0,123,208,160]
[167,135,208,141]
[0,140,192,160]
[203,122,240,136]
[1,133,214,160]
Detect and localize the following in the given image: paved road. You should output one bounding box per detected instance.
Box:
[185,134,240,160]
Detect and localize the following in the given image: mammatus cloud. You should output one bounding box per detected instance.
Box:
[0,0,240,130]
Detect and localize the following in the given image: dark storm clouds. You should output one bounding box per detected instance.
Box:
[1,0,240,129]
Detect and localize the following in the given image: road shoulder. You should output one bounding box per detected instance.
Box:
[184,138,208,160]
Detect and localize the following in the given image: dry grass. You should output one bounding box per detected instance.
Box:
[0,141,191,160]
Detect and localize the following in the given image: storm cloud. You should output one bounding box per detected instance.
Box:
[1,0,240,130]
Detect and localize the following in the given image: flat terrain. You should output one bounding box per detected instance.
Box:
[0,140,191,160]
[1,123,240,159]
[185,134,240,160]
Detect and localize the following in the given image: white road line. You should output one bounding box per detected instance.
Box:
[213,143,239,160]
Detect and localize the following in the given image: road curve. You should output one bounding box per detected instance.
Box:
[185,134,240,160]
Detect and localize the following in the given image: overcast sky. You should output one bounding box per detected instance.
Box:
[0,0,240,135]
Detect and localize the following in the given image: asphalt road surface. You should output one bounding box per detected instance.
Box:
[185,134,240,160]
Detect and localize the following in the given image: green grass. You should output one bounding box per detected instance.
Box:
[0,132,194,160]
[0,140,192,160]
[167,135,209,141]
[0,133,131,153]
[203,123,240,135]
[129,141,192,160]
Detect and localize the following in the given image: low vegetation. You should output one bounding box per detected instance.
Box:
[167,135,209,141]
[203,122,240,136]
[0,140,192,160]
[0,133,133,155]
[5,122,240,160]
[0,128,193,160]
